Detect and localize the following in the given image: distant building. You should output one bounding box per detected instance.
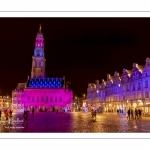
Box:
[0,96,12,111]
[12,25,73,113]
[87,58,150,114]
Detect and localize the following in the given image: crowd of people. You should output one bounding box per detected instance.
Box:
[127,108,142,120]
[0,109,13,124]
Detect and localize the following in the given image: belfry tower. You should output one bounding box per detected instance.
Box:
[31,24,46,78]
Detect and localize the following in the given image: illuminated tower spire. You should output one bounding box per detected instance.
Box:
[31,24,46,78]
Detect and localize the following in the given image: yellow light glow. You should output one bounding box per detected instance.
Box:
[133,103,137,107]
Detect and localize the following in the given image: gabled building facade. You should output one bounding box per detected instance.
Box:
[87,58,150,114]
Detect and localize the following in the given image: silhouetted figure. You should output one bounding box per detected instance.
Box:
[131,109,134,120]
[127,109,130,120]
[4,110,8,125]
[0,110,1,121]
[32,107,35,116]
[23,110,28,125]
[117,109,119,115]
[9,110,13,124]
[138,109,142,119]
[135,108,138,120]
[52,107,55,112]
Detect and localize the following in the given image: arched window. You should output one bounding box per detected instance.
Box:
[59,96,62,102]
[50,96,53,102]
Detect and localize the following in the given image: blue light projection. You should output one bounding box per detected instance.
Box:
[28,78,63,88]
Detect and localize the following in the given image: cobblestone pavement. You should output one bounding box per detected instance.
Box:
[1,112,150,133]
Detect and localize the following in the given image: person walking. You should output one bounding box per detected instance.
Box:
[91,108,94,118]
[135,108,138,120]
[9,109,13,124]
[5,110,8,124]
[93,109,97,120]
[138,109,142,119]
[127,109,130,120]
[23,110,28,125]
[117,109,119,115]
[131,109,134,120]
[0,110,2,123]
[32,107,35,117]
[56,106,58,113]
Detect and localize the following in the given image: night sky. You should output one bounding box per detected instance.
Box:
[0,18,150,97]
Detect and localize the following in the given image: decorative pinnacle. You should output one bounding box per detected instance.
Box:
[39,23,42,33]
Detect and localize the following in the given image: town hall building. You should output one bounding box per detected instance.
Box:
[12,25,73,113]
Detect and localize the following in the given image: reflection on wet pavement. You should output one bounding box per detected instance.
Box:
[1,112,150,133]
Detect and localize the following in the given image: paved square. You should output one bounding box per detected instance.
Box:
[1,112,150,133]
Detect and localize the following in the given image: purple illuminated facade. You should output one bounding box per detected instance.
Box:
[87,58,150,114]
[12,25,73,113]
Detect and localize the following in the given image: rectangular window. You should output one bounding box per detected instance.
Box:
[32,96,34,102]
[138,82,141,90]
[55,96,57,102]
[46,96,48,102]
[145,80,148,88]
[132,84,135,91]
[145,91,149,98]
[50,96,53,102]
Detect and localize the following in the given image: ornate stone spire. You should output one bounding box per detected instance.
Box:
[39,23,42,33]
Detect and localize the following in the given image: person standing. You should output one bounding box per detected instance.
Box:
[131,109,134,120]
[0,110,2,122]
[127,109,130,120]
[138,109,142,119]
[23,110,28,125]
[9,109,13,124]
[117,109,119,115]
[5,110,8,124]
[135,108,138,120]
[32,107,35,116]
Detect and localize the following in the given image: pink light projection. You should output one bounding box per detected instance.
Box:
[12,24,73,113]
